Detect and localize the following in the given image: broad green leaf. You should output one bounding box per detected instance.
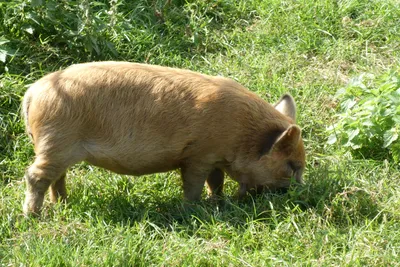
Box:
[347,128,360,141]
[0,37,9,46]
[383,129,398,148]
[341,98,357,111]
[335,87,346,98]
[31,0,43,7]
[23,26,34,35]
[362,120,374,127]
[350,143,362,149]
[327,134,337,145]
[383,107,395,116]
[391,143,400,163]
[388,93,400,105]
[393,115,400,124]
[326,124,335,131]
[0,50,6,62]
[348,76,367,90]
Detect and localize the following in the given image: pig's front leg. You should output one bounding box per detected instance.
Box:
[181,163,212,201]
[238,182,248,199]
[206,168,224,198]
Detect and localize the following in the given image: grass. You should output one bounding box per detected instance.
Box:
[1,0,400,265]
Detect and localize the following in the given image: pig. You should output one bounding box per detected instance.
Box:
[21,61,306,216]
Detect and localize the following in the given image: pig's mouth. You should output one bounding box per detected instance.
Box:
[249,185,289,195]
[238,183,286,198]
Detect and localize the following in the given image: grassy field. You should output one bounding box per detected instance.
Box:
[1,0,400,266]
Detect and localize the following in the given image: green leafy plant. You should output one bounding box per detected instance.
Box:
[0,37,16,63]
[327,68,400,163]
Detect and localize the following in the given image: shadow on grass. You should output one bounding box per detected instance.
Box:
[291,160,383,225]
[59,161,384,232]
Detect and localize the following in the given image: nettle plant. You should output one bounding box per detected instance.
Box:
[327,68,400,163]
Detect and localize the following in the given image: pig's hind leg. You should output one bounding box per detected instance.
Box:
[23,156,68,216]
[23,140,86,216]
[49,173,67,204]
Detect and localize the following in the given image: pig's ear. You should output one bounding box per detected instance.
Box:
[274,94,296,121]
[272,125,301,155]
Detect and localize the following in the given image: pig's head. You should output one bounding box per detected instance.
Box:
[229,94,306,197]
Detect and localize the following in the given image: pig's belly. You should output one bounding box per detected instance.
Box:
[83,143,182,176]
[85,156,180,176]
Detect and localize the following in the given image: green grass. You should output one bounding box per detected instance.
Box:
[1,0,400,265]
